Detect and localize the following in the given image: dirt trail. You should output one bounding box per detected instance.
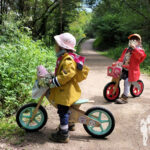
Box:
[3,39,150,150]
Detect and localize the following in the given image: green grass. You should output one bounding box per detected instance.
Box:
[0,116,26,145]
[0,97,52,146]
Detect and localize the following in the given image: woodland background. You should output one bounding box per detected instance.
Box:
[0,0,150,135]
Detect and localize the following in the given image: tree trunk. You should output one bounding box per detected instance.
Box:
[1,0,3,14]
[3,0,6,13]
[59,0,63,33]
[0,0,3,24]
[33,0,38,20]
[35,3,59,37]
[18,0,24,16]
[32,0,58,26]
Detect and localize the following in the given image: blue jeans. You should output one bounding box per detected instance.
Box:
[57,105,70,125]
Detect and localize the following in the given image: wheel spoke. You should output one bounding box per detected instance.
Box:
[91,126,94,129]
[107,93,112,97]
[98,112,102,121]
[29,108,33,116]
[108,89,112,94]
[23,115,31,118]
[101,120,109,123]
[89,115,97,121]
[35,112,41,117]
[26,121,30,127]
[109,89,113,93]
[100,125,104,132]
[34,118,40,124]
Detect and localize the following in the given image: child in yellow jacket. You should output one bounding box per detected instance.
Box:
[49,33,89,143]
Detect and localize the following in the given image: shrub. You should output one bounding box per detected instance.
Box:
[93,37,104,50]
[0,17,56,117]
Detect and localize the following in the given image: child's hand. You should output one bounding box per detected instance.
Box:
[130,43,136,49]
[49,79,52,84]
[112,61,122,67]
[122,65,129,70]
[129,40,138,49]
[112,62,116,67]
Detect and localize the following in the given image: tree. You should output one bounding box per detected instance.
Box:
[0,0,85,43]
[86,0,150,48]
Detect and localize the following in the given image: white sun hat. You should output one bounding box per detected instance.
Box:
[54,33,76,51]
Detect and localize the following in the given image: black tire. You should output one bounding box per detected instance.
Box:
[83,107,115,138]
[130,80,144,97]
[16,103,48,132]
[103,82,120,102]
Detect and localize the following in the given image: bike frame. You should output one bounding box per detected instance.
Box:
[111,76,120,95]
[30,93,101,127]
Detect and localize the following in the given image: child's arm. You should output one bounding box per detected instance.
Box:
[131,48,146,63]
[52,58,76,87]
[117,48,128,63]
[112,48,127,66]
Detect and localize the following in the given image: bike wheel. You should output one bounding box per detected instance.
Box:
[16,103,48,132]
[130,80,144,97]
[83,107,115,138]
[103,82,120,102]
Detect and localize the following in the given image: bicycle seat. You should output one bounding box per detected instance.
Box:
[73,99,94,105]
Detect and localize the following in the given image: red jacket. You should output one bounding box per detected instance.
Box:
[117,47,146,82]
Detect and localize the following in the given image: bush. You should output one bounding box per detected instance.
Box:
[69,11,91,42]
[93,37,104,50]
[140,44,150,74]
[0,16,56,117]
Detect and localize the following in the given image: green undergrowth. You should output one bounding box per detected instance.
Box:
[0,116,25,145]
[0,24,56,117]
[0,99,50,145]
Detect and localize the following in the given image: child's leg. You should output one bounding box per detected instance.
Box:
[116,78,130,104]
[123,78,130,97]
[57,104,70,132]
[49,104,70,143]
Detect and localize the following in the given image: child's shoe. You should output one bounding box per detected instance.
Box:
[49,129,69,143]
[115,94,128,104]
[69,123,75,131]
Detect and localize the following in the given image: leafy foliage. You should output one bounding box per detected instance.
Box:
[0,116,25,144]
[0,0,88,44]
[86,0,150,49]
[0,16,56,117]
[69,11,92,42]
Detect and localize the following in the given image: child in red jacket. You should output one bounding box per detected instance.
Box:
[115,34,146,104]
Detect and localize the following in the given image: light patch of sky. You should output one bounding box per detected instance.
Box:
[84,7,92,12]
[82,0,101,12]
[82,4,93,12]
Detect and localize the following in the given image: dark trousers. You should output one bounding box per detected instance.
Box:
[57,104,70,126]
[121,69,128,80]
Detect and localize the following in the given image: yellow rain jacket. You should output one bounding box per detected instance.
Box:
[49,53,89,106]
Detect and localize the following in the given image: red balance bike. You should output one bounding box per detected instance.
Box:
[103,64,144,102]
